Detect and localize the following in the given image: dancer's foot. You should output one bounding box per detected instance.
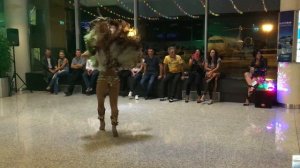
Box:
[99,120,105,131]
[112,125,118,137]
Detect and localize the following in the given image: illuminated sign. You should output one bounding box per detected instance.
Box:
[278,11,294,62]
[277,62,289,92]
[297,11,300,62]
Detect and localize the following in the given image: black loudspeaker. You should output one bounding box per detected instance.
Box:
[7,28,19,46]
[254,90,275,108]
[26,72,47,91]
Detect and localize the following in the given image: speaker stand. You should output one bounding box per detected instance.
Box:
[9,46,32,95]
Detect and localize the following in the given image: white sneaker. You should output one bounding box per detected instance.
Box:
[207,99,213,105]
[128,91,133,98]
[135,95,139,100]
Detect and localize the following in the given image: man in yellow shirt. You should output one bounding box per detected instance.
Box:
[160,46,184,102]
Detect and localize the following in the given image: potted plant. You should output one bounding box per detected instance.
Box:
[0,32,12,97]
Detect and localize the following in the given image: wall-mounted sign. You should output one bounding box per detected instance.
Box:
[297,11,300,63]
[278,11,294,62]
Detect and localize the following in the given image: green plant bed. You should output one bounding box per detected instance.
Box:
[0,33,12,77]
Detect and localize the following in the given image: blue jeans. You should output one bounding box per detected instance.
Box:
[49,70,69,93]
[82,70,99,89]
[140,73,157,97]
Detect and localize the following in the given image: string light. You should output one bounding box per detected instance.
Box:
[142,0,179,20]
[172,0,199,19]
[229,0,243,14]
[116,0,159,20]
[199,0,219,16]
[97,2,134,21]
[261,0,268,12]
[68,1,98,18]
[81,8,98,17]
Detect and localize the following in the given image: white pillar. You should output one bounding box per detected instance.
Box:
[277,0,300,108]
[133,0,139,31]
[204,0,208,59]
[4,0,30,90]
[280,0,300,11]
[74,0,80,50]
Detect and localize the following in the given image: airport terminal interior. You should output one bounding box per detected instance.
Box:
[1,0,300,167]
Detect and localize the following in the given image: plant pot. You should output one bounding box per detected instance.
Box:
[0,77,9,98]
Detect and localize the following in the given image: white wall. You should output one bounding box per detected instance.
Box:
[280,0,300,11]
[4,0,30,90]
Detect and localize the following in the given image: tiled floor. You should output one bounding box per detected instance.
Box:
[0,91,299,168]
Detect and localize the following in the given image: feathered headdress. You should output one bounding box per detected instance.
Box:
[84,17,141,71]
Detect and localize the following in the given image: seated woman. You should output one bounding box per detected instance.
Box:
[201,49,221,105]
[82,56,99,95]
[184,49,205,103]
[46,50,69,94]
[128,58,144,100]
[243,49,267,106]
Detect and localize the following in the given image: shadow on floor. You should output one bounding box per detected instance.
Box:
[81,128,153,152]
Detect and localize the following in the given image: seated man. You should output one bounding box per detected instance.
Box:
[160,46,184,102]
[243,49,267,106]
[42,48,56,90]
[140,47,162,99]
[65,49,86,96]
[82,56,99,95]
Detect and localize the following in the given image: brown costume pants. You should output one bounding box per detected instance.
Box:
[96,73,120,126]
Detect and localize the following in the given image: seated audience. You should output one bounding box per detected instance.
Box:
[201,49,221,105]
[184,49,205,103]
[140,48,163,100]
[128,58,144,100]
[42,48,56,90]
[118,68,131,96]
[82,56,99,95]
[243,49,267,106]
[160,46,184,102]
[46,50,69,94]
[65,49,86,96]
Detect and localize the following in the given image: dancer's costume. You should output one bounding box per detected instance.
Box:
[84,17,141,137]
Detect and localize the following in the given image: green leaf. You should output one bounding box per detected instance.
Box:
[0,33,12,77]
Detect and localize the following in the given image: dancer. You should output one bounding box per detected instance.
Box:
[84,18,141,137]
